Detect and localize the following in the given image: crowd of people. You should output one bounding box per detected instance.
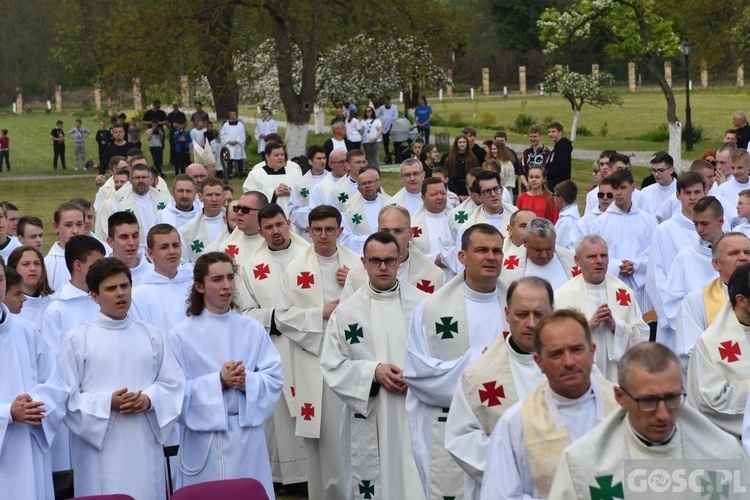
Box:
[4,105,750,500]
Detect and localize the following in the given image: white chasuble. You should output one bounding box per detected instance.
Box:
[499,244,578,290]
[179,211,230,263]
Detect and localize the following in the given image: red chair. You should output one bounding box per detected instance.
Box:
[74,495,135,500]
[171,479,269,500]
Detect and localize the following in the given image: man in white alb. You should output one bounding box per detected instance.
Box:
[179,177,229,262]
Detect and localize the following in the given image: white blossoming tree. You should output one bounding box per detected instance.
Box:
[539,0,683,167]
[541,68,622,141]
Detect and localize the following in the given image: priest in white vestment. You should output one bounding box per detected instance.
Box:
[326,151,368,212]
[236,204,309,485]
[645,172,705,347]
[321,231,426,500]
[179,178,230,263]
[445,277,554,499]
[481,309,619,499]
[206,190,268,266]
[45,202,86,290]
[410,177,455,280]
[341,167,392,254]
[675,232,750,375]
[341,206,445,300]
[447,168,482,239]
[289,146,330,239]
[168,252,283,499]
[550,343,747,498]
[389,158,426,218]
[275,205,361,500]
[554,235,648,382]
[0,273,69,500]
[153,174,201,230]
[56,258,185,500]
[404,224,508,500]
[309,149,348,210]
[243,142,302,216]
[687,261,750,437]
[592,168,657,312]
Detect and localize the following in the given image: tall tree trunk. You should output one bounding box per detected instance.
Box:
[644,58,682,171]
[570,109,581,142]
[199,1,238,122]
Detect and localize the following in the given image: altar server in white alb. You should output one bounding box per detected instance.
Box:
[551,180,580,250]
[572,176,615,242]
[179,177,230,263]
[309,149,348,211]
[45,202,86,290]
[56,258,185,500]
[555,234,648,382]
[254,106,278,158]
[481,309,619,500]
[289,145,330,239]
[688,261,750,438]
[275,205,361,500]
[550,343,747,498]
[405,223,508,500]
[321,231,426,500]
[326,150,367,213]
[640,151,677,218]
[168,252,283,498]
[131,224,193,333]
[106,211,154,286]
[0,256,69,500]
[220,110,247,178]
[445,277,553,499]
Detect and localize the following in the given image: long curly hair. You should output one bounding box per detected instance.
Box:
[187,252,238,316]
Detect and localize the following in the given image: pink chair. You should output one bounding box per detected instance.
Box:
[171,478,269,500]
[74,495,135,500]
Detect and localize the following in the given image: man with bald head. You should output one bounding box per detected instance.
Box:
[340,166,391,254]
[185,163,208,187]
[504,209,536,253]
[309,148,348,210]
[327,149,368,213]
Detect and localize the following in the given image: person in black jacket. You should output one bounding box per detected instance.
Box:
[546,122,573,191]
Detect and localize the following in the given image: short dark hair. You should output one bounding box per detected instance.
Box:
[308,205,342,227]
[346,149,365,162]
[617,342,680,388]
[264,141,285,157]
[64,235,105,274]
[107,211,139,239]
[3,201,18,212]
[307,144,325,158]
[461,223,502,251]
[472,170,501,194]
[4,267,22,289]
[609,153,630,166]
[172,174,195,188]
[547,122,563,132]
[651,151,674,167]
[199,176,224,193]
[609,168,634,187]
[534,308,591,354]
[115,168,130,179]
[507,276,554,308]
[109,155,126,169]
[147,223,179,249]
[494,131,508,140]
[692,196,723,219]
[729,262,750,307]
[432,166,449,178]
[461,126,477,136]
[599,149,618,160]
[17,216,43,237]
[86,257,132,295]
[422,176,446,195]
[69,198,92,211]
[363,231,400,257]
[257,203,287,225]
[131,163,150,175]
[553,180,578,204]
[676,171,705,193]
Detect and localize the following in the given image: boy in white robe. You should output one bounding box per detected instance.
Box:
[321,231,426,500]
[481,309,619,499]
[0,256,69,500]
[445,277,553,499]
[106,211,154,286]
[45,202,86,290]
[550,343,746,498]
[219,110,246,178]
[168,252,283,499]
[56,258,185,499]
[404,224,508,500]
[552,180,580,250]
[640,152,677,218]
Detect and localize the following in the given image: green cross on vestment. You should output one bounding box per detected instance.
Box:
[345,323,364,344]
[454,210,468,223]
[590,475,624,500]
[338,192,349,204]
[191,239,205,253]
[300,187,309,198]
[358,480,374,499]
[435,316,458,339]
[352,213,363,225]
[156,202,166,210]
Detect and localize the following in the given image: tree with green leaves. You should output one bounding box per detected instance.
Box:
[541,68,622,141]
[539,0,683,167]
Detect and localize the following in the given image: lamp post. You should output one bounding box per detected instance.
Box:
[683,38,694,152]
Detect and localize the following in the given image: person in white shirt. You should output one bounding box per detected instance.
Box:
[45,202,85,290]
[641,151,677,218]
[552,180,580,250]
[154,174,200,230]
[106,211,154,286]
[254,107,278,159]
[220,110,246,178]
[17,216,45,252]
[179,177,229,263]
[7,245,55,330]
[289,145,330,238]
[716,147,750,207]
[344,109,362,148]
[411,177,453,276]
[341,166,391,254]
[376,96,399,163]
[0,206,21,262]
[309,149,348,211]
[390,158,426,218]
[207,191,269,265]
[360,106,383,168]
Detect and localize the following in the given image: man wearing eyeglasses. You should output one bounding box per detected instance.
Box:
[641,152,677,216]
[551,342,744,498]
[321,231,427,500]
[405,224,507,500]
[327,150,369,213]
[206,190,269,264]
[289,145,330,240]
[390,158,426,218]
[574,177,615,242]
[481,309,619,499]
[341,166,391,254]
[448,167,484,239]
[275,205,361,500]
[688,261,750,438]
[237,203,310,487]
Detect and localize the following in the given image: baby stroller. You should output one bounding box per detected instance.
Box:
[388,118,422,163]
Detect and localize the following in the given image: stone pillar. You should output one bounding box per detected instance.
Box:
[133,77,142,112]
[55,85,63,112]
[700,60,708,89]
[15,88,23,115]
[519,66,527,95]
[94,84,102,111]
[628,62,636,91]
[482,68,490,96]
[592,64,599,77]
[180,75,190,105]
[664,61,672,88]
[738,65,745,88]
[446,70,453,97]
